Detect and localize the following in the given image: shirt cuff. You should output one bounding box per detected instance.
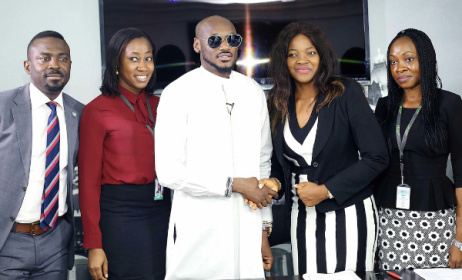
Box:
[225,177,233,198]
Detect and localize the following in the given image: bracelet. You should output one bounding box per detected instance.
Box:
[327,189,334,199]
[225,177,233,198]
[453,239,462,252]
[263,226,272,237]
[262,221,273,237]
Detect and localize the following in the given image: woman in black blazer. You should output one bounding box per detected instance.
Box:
[265,22,388,275]
[374,28,462,270]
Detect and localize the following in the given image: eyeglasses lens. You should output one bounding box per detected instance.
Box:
[208,36,223,49]
[227,35,242,48]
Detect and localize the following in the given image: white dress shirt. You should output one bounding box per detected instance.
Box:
[15,83,68,223]
[156,67,273,280]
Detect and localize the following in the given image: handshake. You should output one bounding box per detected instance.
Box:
[233,177,281,210]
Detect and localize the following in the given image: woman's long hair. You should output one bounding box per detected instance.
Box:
[383,28,444,154]
[100,28,157,96]
[267,22,344,132]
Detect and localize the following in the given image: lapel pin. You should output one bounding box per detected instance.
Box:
[72,112,77,117]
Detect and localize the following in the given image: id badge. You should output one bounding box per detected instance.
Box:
[396,184,411,209]
[154,178,164,201]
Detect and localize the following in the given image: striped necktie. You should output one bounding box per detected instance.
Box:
[40,101,60,230]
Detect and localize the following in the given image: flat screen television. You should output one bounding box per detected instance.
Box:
[101,0,370,90]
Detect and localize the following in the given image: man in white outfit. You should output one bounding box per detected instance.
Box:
[155,15,278,279]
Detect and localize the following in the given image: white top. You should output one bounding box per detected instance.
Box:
[155,66,272,279]
[283,118,318,168]
[16,83,68,223]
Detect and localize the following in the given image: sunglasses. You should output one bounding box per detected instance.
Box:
[197,34,243,49]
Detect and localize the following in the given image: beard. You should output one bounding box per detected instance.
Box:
[45,83,65,93]
[202,54,234,76]
[44,70,66,93]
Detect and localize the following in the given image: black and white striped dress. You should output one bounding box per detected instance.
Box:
[283,108,378,275]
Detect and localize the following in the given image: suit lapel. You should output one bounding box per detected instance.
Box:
[63,93,78,164]
[312,101,335,160]
[12,85,33,181]
[62,93,79,212]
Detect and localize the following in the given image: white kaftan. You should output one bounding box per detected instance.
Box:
[155,66,273,280]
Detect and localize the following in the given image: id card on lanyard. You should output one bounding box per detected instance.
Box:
[395,99,421,209]
[119,94,163,200]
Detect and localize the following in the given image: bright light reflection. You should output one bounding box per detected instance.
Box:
[236,4,270,77]
[236,58,270,72]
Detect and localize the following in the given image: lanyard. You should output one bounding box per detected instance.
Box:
[119,93,155,137]
[395,99,422,184]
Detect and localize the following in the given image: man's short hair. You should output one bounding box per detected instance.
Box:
[27,30,67,59]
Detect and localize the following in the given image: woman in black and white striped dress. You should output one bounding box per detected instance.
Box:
[266,22,389,275]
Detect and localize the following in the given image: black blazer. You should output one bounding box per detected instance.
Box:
[271,79,389,212]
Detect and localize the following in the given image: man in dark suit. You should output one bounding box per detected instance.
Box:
[0,30,84,279]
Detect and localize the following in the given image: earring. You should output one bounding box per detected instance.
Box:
[116,69,119,75]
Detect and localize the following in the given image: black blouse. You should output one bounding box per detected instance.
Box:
[374,90,462,211]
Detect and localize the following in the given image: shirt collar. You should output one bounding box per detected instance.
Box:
[29,82,64,110]
[199,66,235,86]
[119,86,146,104]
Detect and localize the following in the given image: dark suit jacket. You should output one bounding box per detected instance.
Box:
[271,79,389,212]
[0,83,84,269]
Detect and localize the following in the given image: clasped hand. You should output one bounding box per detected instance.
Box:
[244,178,280,210]
[295,181,328,207]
